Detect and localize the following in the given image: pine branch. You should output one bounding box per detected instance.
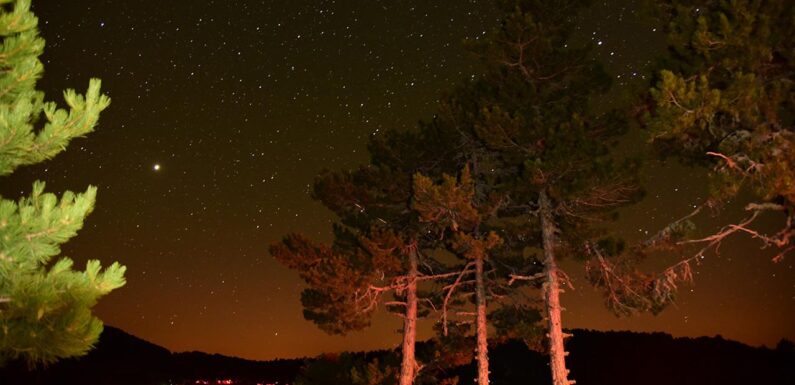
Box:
[440,261,475,336]
[508,272,544,286]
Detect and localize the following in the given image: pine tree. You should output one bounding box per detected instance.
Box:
[271,176,423,385]
[649,0,793,257]
[424,1,641,383]
[412,166,510,385]
[590,0,793,313]
[0,0,126,367]
[271,126,466,385]
[274,3,641,384]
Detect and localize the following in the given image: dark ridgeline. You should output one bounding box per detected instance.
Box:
[0,326,303,385]
[294,330,794,385]
[476,330,795,385]
[564,331,795,385]
[3,325,790,385]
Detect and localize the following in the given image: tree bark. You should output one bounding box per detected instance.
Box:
[398,247,419,385]
[539,189,574,385]
[475,255,490,385]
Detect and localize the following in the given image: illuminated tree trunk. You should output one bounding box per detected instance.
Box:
[475,255,490,385]
[539,190,573,385]
[398,247,419,385]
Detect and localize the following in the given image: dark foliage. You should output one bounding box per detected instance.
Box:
[2,326,791,385]
[302,329,794,385]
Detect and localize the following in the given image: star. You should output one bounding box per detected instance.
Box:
[9,0,789,362]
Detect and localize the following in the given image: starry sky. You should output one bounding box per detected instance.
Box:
[1,0,792,361]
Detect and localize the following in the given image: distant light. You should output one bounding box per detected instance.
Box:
[153,163,161,171]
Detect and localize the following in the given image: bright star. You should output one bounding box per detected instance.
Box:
[153,163,161,171]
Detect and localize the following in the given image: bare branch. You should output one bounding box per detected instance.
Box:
[556,268,575,291]
[641,204,704,249]
[508,272,545,286]
[441,262,476,336]
[416,270,472,282]
[419,297,438,312]
[585,242,655,315]
[559,179,640,221]
[706,151,738,170]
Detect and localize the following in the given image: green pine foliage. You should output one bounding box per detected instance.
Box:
[588,0,793,316]
[646,0,794,207]
[424,0,642,256]
[412,166,541,352]
[0,0,125,366]
[429,0,641,302]
[412,167,482,234]
[411,167,509,319]
[420,3,643,383]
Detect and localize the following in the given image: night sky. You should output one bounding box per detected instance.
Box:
[1,0,792,361]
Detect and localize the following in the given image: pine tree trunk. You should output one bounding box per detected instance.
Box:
[398,247,419,385]
[539,189,573,385]
[475,255,490,385]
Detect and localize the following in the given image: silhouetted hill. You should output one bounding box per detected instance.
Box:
[1,327,792,385]
[566,330,793,385]
[449,329,795,385]
[294,329,794,385]
[0,326,303,385]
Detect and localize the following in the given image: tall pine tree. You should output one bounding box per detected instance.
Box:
[0,0,126,367]
[412,166,521,385]
[425,1,641,383]
[271,124,466,385]
[275,2,641,384]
